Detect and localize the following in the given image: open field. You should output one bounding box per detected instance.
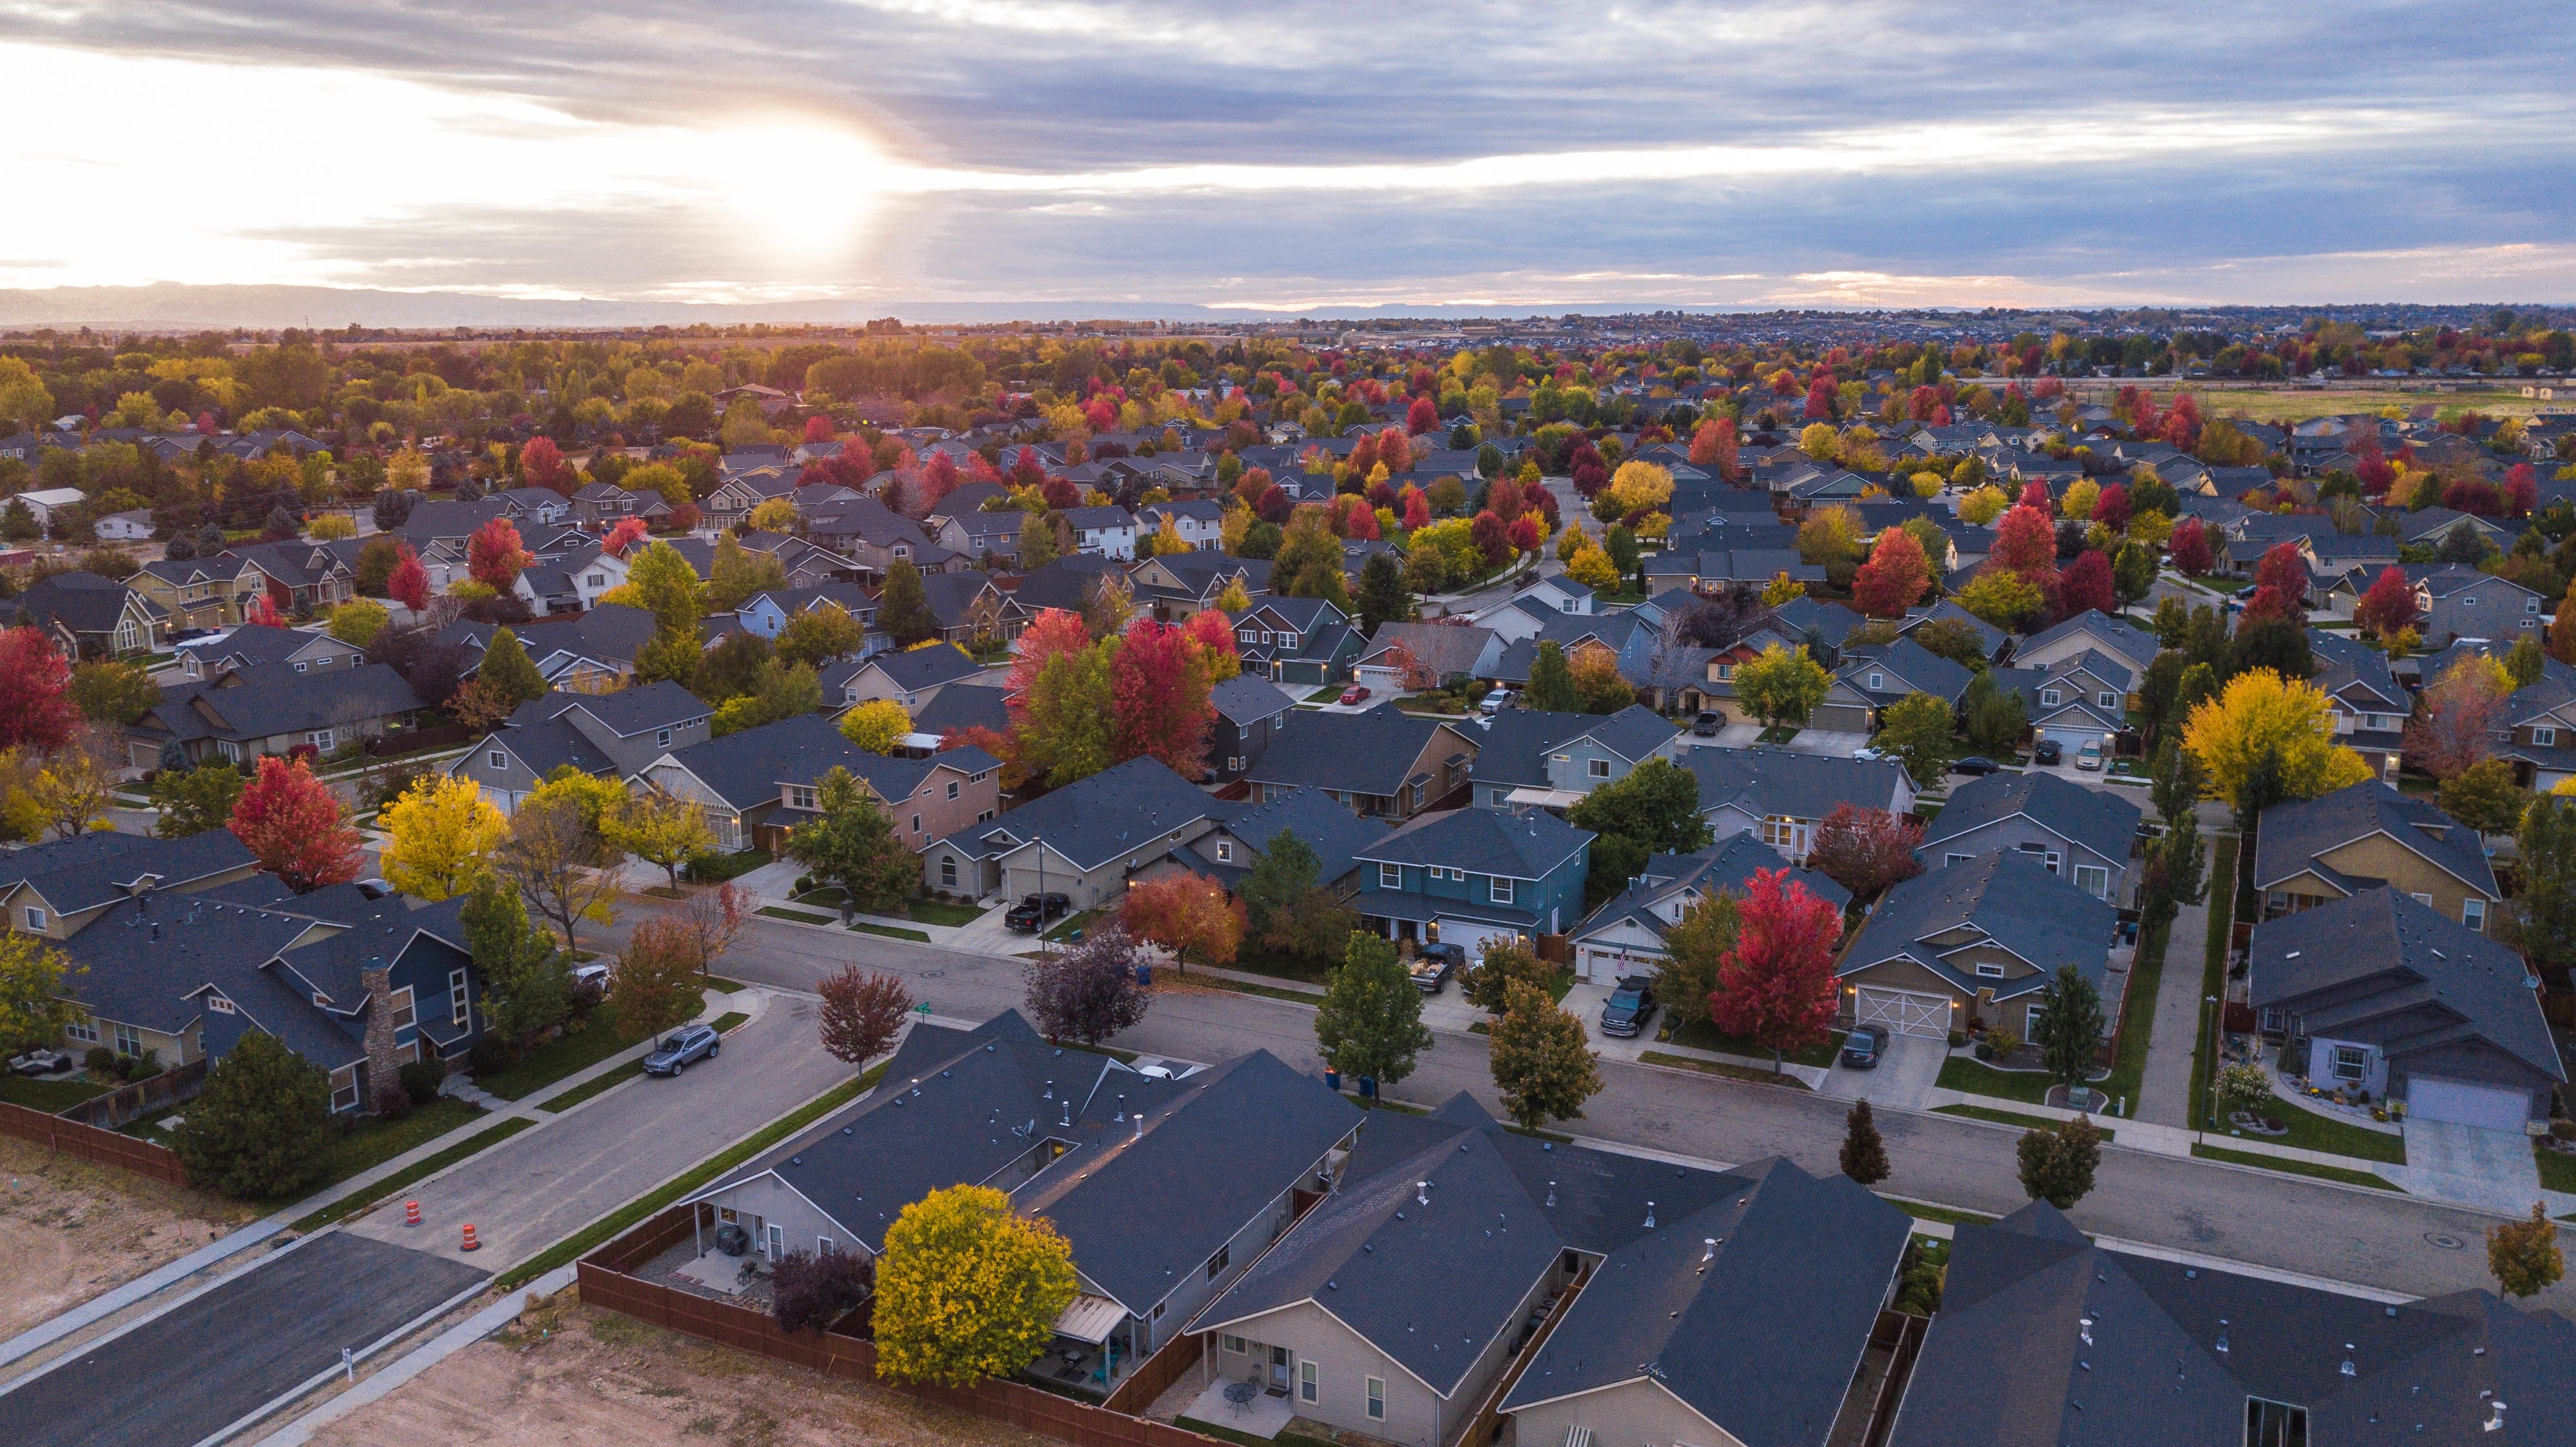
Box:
[0,1136,258,1339]
[313,1299,1047,1447]
[2121,385,2562,423]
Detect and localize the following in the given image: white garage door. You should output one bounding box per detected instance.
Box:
[2038,725,2098,753]
[1438,919,1519,964]
[1578,944,1661,984]
[1856,987,1950,1038]
[2408,1077,2530,1131]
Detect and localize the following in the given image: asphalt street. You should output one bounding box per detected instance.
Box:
[0,1233,486,1447]
[680,908,2576,1317]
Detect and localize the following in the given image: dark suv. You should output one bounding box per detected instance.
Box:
[1004,893,1073,933]
[1599,976,1658,1038]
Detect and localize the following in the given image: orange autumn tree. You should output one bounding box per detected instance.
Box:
[228,754,364,892]
[466,517,532,591]
[1183,607,1242,682]
[1120,873,1245,975]
[1109,620,1214,778]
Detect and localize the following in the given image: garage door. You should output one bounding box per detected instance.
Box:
[1856,987,1950,1038]
[1578,944,1660,984]
[1437,919,1520,964]
[2038,725,2098,753]
[2408,1077,2530,1131]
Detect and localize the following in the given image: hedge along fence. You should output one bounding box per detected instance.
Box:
[579,1206,1233,1447]
[0,1100,189,1186]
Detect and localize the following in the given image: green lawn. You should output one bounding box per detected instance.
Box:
[1640,1049,1811,1089]
[1224,945,1333,984]
[1305,685,1345,703]
[756,905,836,926]
[703,976,751,994]
[1884,1198,1999,1228]
[1199,975,1326,1005]
[1935,1103,2115,1141]
[278,1097,485,1206]
[2537,1142,2576,1194]
[0,1075,114,1111]
[291,1115,538,1231]
[475,1012,638,1101]
[1756,725,1800,745]
[1045,907,1103,943]
[684,848,772,884]
[2193,1143,2404,1190]
[2219,1099,2408,1164]
[903,896,987,927]
[1935,1057,2058,1104]
[539,1061,641,1115]
[2100,915,2169,1113]
[2187,836,2239,1131]
[1667,1020,1846,1069]
[850,920,932,942]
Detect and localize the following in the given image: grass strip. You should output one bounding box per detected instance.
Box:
[703,976,751,994]
[756,906,836,926]
[2188,836,2238,1131]
[709,1011,751,1033]
[265,1097,486,1208]
[497,1062,887,1290]
[2537,1142,2576,1195]
[1935,1103,2116,1141]
[2192,1143,2403,1191]
[2100,915,2168,1112]
[1640,1049,1811,1089]
[1934,1057,2057,1104]
[1197,976,1326,1006]
[292,1116,538,1231]
[849,920,933,942]
[474,1014,638,1100]
[539,1062,641,1114]
[1880,1197,1998,1228]
[1178,1417,1339,1447]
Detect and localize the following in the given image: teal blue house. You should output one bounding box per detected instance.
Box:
[1352,807,1594,962]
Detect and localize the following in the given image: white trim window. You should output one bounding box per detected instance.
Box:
[489,749,508,769]
[1300,1361,1318,1404]
[1380,862,1402,889]
[450,967,470,1028]
[2464,898,2486,933]
[23,906,45,931]
[2074,864,2111,900]
[2040,688,2062,707]
[2533,727,2557,747]
[1365,1377,1384,1421]
[1490,876,1515,905]
[2331,1045,2368,1083]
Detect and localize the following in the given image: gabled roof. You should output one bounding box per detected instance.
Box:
[2015,609,2159,670]
[649,713,990,813]
[1842,636,1973,703]
[1920,769,2141,867]
[859,643,985,692]
[1209,674,1297,725]
[146,662,423,744]
[909,682,1011,737]
[0,830,256,916]
[548,679,713,738]
[1207,787,1391,891]
[1247,706,1477,798]
[1841,851,2116,1001]
[931,755,1218,869]
[1684,747,1913,822]
[2253,781,2498,900]
[1358,806,1591,881]
[1469,705,1681,791]
[1574,834,1850,943]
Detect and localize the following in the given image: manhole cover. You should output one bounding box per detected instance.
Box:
[2424,1231,2466,1250]
[921,969,945,978]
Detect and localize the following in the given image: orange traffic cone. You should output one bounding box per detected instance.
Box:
[461,1223,479,1251]
[405,1200,421,1227]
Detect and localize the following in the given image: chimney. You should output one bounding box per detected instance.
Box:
[359,956,403,1114]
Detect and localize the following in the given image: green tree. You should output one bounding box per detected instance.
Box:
[463,873,570,1053]
[879,559,939,647]
[1875,692,1955,785]
[774,604,864,669]
[1525,641,1579,713]
[710,659,822,736]
[2488,1202,2566,1299]
[1960,669,2029,753]
[476,627,549,709]
[169,1032,335,1199]
[69,661,160,725]
[1354,552,1414,634]
[2439,758,2528,837]
[1840,1099,1890,1185]
[633,620,704,690]
[693,630,774,704]
[0,931,77,1051]
[1567,757,1713,906]
[148,762,246,838]
[2030,966,2107,1100]
[2111,541,2159,607]
[707,534,788,612]
[1733,643,1832,732]
[1655,893,1738,1035]
[1019,643,1114,787]
[873,1184,1080,1387]
[1460,940,1558,1015]
[783,766,919,919]
[1487,981,1602,1129]
[325,598,390,648]
[2015,1116,2102,1209]
[624,541,703,634]
[2506,631,2548,689]
[2512,794,2576,971]
[1314,932,1432,1090]
[1239,829,1320,943]
[1016,510,1061,571]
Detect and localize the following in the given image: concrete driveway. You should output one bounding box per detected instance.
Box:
[1819,1031,1945,1110]
[1699,723,1766,749]
[1786,729,1872,758]
[2389,1119,2551,1215]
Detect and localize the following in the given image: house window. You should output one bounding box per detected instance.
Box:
[1492,789,1509,805]
[293,662,307,673]
[1975,962,2007,978]
[113,1023,143,1057]
[2246,1398,2308,1447]
[1205,1245,1230,1280]
[1300,1361,1318,1404]
[390,987,416,1032]
[1214,841,1233,863]
[911,814,921,834]
[2331,1046,2368,1082]
[2018,843,2061,874]
[2074,864,2110,899]
[1229,756,1243,771]
[2410,891,2433,906]
[1867,672,1886,691]
[307,729,335,751]
[65,1015,97,1044]
[2464,898,2486,932]
[945,780,961,801]
[1761,815,1802,851]
[787,785,818,811]
[23,907,45,931]
[1714,663,1735,679]
[2097,692,2117,709]
[330,1066,360,1113]
[1944,853,1973,866]
[1278,632,1298,649]
[1222,1335,1247,1355]
[489,750,507,769]
[1365,1377,1384,1421]
[450,967,470,1028]
[2535,727,2557,747]
[1237,629,1256,645]
[1491,876,1514,905]
[2462,595,2477,607]
[657,728,672,748]
[1380,863,1402,889]
[1587,758,1610,779]
[2040,688,2062,707]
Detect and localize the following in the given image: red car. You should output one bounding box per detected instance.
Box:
[1338,685,1371,706]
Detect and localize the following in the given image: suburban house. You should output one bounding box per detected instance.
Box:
[8,571,166,657]
[1,832,479,1115]
[635,713,1000,856]
[1836,637,1974,716]
[215,540,357,616]
[730,584,876,642]
[174,623,367,680]
[827,643,985,713]
[1207,674,1300,784]
[2007,609,2159,692]
[1353,622,1505,694]
[1917,770,2142,906]
[1468,705,1684,811]
[448,683,714,813]
[1887,1200,2576,1447]
[2309,629,2408,780]
[128,555,263,632]
[1062,504,1139,560]
[2328,565,2545,646]
[1570,833,1851,984]
[1351,805,1593,958]
[1136,498,1227,551]
[1683,747,1918,862]
[126,660,426,769]
[513,542,630,617]
[929,503,1026,563]
[1192,1095,1908,1447]
[1464,576,1595,645]
[2248,889,2563,1131]
[1229,598,1363,687]
[1141,786,1391,897]
[1129,551,1268,621]
[2253,782,2502,934]
[444,606,661,691]
[1836,851,2119,1041]
[909,678,1013,740]
[921,755,1223,906]
[1244,707,1481,821]
[1985,649,2137,757]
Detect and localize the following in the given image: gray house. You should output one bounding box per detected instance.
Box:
[1684,747,1918,863]
[1469,705,1685,811]
[1569,833,1851,985]
[921,754,1223,907]
[1917,769,2142,905]
[2248,889,2563,1131]
[448,682,714,813]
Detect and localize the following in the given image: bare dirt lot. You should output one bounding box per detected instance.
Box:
[314,1298,1051,1447]
[0,1137,257,1340]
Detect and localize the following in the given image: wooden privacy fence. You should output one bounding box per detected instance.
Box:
[0,1100,188,1186]
[580,1207,1233,1447]
[1861,1309,1931,1447]
[64,1060,206,1131]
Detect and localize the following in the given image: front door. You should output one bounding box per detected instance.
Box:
[1269,1346,1291,1393]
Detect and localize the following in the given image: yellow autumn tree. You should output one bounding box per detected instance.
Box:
[379,774,510,901]
[838,698,912,754]
[2182,669,2373,811]
[1602,460,1675,516]
[872,1185,1078,1388]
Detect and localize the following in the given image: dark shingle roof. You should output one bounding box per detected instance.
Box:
[655,714,989,810]
[1842,851,2116,1001]
[1359,807,1591,881]
[148,662,423,744]
[1920,770,2141,867]
[0,830,256,916]
[932,755,1218,869]
[2253,782,2497,900]
[1247,706,1474,798]
[1685,747,1914,820]
[1211,787,1392,892]
[1469,705,1681,791]
[861,643,984,693]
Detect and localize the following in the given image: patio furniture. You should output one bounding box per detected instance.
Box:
[1224,1379,1261,1415]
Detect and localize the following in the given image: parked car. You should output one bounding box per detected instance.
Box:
[1840,1025,1887,1069]
[1410,942,1464,993]
[642,1023,721,1077]
[1599,976,1658,1038]
[1852,744,1889,762]
[570,961,614,997]
[8,1047,75,1077]
[1338,685,1371,706]
[353,877,395,900]
[1004,893,1073,933]
[2031,738,2062,766]
[1480,688,1515,717]
[2076,740,2104,771]
[1692,711,1723,737]
[1953,755,2001,777]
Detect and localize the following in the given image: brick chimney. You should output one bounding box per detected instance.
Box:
[359,958,403,1114]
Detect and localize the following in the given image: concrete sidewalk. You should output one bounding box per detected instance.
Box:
[2133,887,2213,1128]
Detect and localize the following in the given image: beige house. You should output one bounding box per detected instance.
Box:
[130,556,264,632]
[1836,851,2120,1041]
[2253,781,2501,934]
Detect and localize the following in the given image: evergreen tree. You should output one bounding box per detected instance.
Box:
[880,559,938,647]
[1525,640,1579,712]
[1353,552,1414,634]
[169,1031,335,1199]
[1840,1099,1890,1185]
[463,873,570,1053]
[475,627,548,709]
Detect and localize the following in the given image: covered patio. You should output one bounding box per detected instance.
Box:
[1027,1291,1141,1396]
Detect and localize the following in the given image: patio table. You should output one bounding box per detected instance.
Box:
[1223,1379,1261,1415]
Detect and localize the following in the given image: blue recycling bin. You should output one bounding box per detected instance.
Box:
[1135,962,1153,987]
[1325,1069,1341,1091]
[1358,1075,1377,1099]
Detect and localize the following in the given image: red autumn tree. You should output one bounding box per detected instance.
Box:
[1109,620,1213,778]
[1120,873,1245,974]
[1710,869,1845,1073]
[1006,608,1094,707]
[2405,656,2512,780]
[1471,510,1511,565]
[1804,805,1926,900]
[386,546,431,612]
[1040,474,1082,511]
[2056,549,2116,620]
[2167,518,2215,576]
[466,517,531,591]
[1183,607,1240,678]
[0,627,79,753]
[1008,446,1048,490]
[918,451,961,512]
[601,517,649,557]
[2239,542,2309,627]
[1404,395,1438,435]
[2353,565,2421,639]
[246,591,288,628]
[1506,514,1543,553]
[1401,487,1431,531]
[938,724,1025,790]
[2018,480,2051,512]
[815,966,911,1065]
[802,414,837,444]
[228,754,363,892]
[2092,482,2131,532]
[2506,463,2539,518]
[519,436,575,495]
[1851,526,1930,618]
[1992,504,2058,577]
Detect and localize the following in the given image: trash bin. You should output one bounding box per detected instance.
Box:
[1324,1069,1341,1091]
[1136,962,1153,987]
[1358,1075,1377,1100]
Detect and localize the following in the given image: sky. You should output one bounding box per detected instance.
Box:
[5,1,2575,318]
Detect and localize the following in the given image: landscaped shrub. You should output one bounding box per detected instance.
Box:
[399,1057,446,1104]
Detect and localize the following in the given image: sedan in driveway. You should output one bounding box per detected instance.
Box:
[642,1024,720,1077]
[1338,685,1371,706]
[2031,738,2062,766]
[1840,1026,1887,1069]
